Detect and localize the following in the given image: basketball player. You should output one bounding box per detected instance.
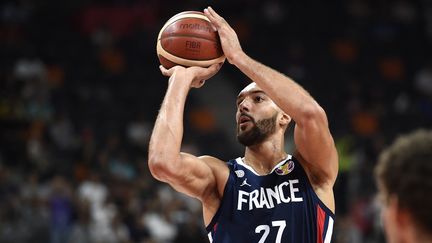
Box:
[375,129,432,243]
[148,7,338,243]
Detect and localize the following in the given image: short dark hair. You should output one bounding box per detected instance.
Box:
[375,129,432,233]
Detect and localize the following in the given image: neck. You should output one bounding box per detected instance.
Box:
[407,225,432,243]
[397,211,432,243]
[243,134,287,175]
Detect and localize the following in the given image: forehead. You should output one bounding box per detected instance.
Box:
[238,83,263,97]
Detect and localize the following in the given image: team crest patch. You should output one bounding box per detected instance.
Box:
[235,170,245,178]
[275,160,295,175]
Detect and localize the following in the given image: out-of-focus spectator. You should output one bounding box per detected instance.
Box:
[108,152,136,181]
[69,200,92,243]
[415,63,432,97]
[78,172,108,220]
[49,113,79,151]
[126,114,151,150]
[13,58,45,81]
[49,176,74,243]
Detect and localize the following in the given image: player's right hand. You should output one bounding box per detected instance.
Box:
[204,6,243,64]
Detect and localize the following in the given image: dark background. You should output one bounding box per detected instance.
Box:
[1,0,431,242]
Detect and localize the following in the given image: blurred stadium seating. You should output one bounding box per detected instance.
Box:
[0,0,431,242]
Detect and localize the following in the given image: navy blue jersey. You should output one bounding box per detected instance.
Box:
[206,155,334,243]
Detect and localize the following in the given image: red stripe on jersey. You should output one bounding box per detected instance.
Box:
[316,205,326,243]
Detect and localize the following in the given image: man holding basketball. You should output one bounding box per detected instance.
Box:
[148,6,338,243]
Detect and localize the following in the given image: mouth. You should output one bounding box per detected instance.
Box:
[239,114,253,124]
[238,114,254,130]
[240,116,251,124]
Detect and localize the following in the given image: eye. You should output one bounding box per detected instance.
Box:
[254,95,264,103]
[236,99,243,107]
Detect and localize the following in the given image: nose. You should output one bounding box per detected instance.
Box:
[238,98,251,113]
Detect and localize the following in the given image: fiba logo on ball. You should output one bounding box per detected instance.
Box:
[156,11,225,68]
[185,41,201,53]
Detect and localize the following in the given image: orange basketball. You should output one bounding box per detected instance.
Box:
[156,11,225,69]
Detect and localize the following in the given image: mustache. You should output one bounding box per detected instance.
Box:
[239,112,255,123]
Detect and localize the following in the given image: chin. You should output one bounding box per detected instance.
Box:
[237,127,251,138]
[239,122,254,131]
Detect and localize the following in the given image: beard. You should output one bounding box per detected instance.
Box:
[237,113,278,147]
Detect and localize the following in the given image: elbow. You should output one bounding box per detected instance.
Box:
[148,138,182,181]
[148,150,182,182]
[148,153,171,181]
[148,156,163,180]
[298,103,328,126]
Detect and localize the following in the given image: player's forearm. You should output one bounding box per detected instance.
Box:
[148,74,191,180]
[232,52,325,124]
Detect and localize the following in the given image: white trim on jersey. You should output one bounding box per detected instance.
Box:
[324,217,334,243]
[235,155,292,176]
[208,232,213,242]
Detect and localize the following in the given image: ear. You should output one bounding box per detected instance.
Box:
[392,198,409,226]
[389,197,412,237]
[279,112,291,127]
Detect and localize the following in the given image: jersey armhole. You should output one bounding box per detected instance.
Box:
[205,162,235,232]
[316,195,335,219]
[292,156,336,218]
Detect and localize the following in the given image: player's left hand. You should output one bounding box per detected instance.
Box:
[159,62,223,88]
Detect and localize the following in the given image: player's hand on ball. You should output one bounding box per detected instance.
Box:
[204,7,242,64]
[160,62,223,89]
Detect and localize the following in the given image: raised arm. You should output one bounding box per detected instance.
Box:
[204,7,338,187]
[148,64,228,208]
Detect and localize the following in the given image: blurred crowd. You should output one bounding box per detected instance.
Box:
[1,0,431,242]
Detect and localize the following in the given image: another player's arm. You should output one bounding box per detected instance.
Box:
[148,64,226,203]
[204,7,338,186]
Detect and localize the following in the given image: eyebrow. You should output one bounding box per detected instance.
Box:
[236,90,266,102]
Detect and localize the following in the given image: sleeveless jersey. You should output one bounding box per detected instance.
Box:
[206,155,334,243]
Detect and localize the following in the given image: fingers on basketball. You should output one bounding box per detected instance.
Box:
[208,7,225,23]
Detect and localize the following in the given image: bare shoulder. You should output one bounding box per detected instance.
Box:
[294,151,336,212]
[198,155,230,197]
[198,155,230,178]
[199,155,227,167]
[294,150,337,187]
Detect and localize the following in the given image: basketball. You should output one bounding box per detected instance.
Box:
[156,11,225,69]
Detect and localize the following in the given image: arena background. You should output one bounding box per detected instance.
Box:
[1,0,431,242]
